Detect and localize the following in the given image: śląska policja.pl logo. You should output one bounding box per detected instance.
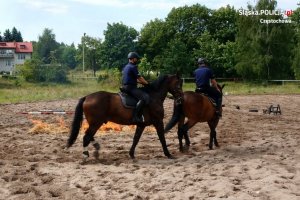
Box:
[239,9,294,17]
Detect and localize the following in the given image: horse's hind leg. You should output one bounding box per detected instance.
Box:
[178,125,187,152]
[177,116,185,152]
[208,120,219,150]
[179,120,196,152]
[129,125,145,159]
[83,123,102,161]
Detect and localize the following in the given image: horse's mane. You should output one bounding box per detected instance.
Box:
[142,75,168,93]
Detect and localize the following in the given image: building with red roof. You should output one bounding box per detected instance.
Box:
[0,42,33,74]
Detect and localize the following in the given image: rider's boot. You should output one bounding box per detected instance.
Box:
[132,100,145,123]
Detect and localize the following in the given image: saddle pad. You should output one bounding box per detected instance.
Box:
[118,92,138,108]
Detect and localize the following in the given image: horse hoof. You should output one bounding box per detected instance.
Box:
[93,151,100,159]
[83,151,89,158]
[129,152,135,159]
[80,159,87,165]
[167,155,175,159]
[93,143,100,150]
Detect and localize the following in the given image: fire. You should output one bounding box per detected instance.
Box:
[29,117,156,134]
[28,116,68,134]
[81,120,134,133]
[100,121,122,131]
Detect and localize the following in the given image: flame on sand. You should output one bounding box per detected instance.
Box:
[29,117,69,134]
[29,117,155,134]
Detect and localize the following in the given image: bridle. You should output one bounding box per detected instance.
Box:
[170,77,183,105]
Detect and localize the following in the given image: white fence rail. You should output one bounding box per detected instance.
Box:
[267,80,300,85]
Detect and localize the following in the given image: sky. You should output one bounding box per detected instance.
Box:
[1,0,298,46]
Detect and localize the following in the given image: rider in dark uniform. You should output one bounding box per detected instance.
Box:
[194,58,222,117]
[122,52,150,123]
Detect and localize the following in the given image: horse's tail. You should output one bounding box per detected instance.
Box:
[66,97,86,148]
[164,103,183,134]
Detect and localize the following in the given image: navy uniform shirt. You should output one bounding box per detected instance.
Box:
[122,62,140,86]
[194,66,215,88]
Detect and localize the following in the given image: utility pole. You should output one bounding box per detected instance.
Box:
[82,32,86,73]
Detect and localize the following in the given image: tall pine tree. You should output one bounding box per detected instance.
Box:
[3,29,12,42]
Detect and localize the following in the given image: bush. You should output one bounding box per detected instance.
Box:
[18,59,68,83]
[97,68,121,87]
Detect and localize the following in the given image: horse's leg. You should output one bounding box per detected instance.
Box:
[183,130,191,148]
[177,124,190,152]
[179,120,196,152]
[177,116,185,152]
[129,125,145,159]
[154,121,173,159]
[90,137,101,160]
[82,123,102,161]
[208,119,219,150]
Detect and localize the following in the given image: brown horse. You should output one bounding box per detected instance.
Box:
[66,74,183,161]
[164,84,224,152]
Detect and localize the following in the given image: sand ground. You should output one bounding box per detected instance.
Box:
[0,95,299,200]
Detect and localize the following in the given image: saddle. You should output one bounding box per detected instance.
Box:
[195,89,217,107]
[118,88,138,109]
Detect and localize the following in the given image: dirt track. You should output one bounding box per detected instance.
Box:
[0,95,299,200]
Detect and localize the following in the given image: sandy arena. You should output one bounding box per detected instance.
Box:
[0,95,299,200]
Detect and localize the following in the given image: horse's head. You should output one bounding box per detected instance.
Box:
[166,73,183,104]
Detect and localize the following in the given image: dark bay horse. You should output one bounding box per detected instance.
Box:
[164,84,224,152]
[66,75,183,161]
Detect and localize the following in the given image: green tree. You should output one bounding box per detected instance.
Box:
[194,31,237,77]
[34,28,59,64]
[138,55,152,78]
[11,27,23,42]
[138,18,169,68]
[102,22,138,69]
[235,0,294,80]
[159,38,192,75]
[60,43,78,69]
[165,4,211,52]
[83,36,102,75]
[3,29,12,42]
[208,5,237,43]
[291,7,300,79]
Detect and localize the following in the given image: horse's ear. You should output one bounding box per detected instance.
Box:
[176,71,181,78]
[222,84,225,89]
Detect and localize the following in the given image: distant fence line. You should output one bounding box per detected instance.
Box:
[68,75,98,80]
[267,80,300,85]
[182,77,242,83]
[182,78,300,85]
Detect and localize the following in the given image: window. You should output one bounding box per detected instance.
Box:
[18,54,26,59]
[20,45,26,49]
[6,60,12,66]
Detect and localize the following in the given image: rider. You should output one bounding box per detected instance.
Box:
[194,58,222,117]
[122,52,150,123]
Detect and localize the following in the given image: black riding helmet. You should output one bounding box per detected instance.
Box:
[197,58,207,65]
[128,52,141,59]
